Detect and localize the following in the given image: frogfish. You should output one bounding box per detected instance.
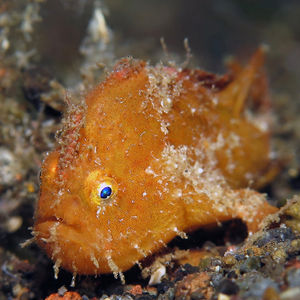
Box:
[33,48,278,281]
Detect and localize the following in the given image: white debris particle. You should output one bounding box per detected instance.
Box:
[21,3,42,41]
[88,8,110,44]
[149,263,166,285]
[160,120,170,135]
[53,259,62,279]
[212,97,219,105]
[1,38,9,51]
[145,64,183,115]
[145,166,156,176]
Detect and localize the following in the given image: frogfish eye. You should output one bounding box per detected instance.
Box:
[98,184,112,199]
[85,171,118,207]
[96,178,118,204]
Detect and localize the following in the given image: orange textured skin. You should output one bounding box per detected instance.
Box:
[34,48,278,278]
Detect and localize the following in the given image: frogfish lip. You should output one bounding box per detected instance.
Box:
[34,216,114,275]
[33,215,84,245]
[34,193,85,235]
[34,217,90,264]
[33,216,82,252]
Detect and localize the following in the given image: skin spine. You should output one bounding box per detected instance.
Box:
[33,48,278,280]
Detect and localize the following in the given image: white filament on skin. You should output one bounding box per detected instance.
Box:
[106,255,125,284]
[53,258,61,279]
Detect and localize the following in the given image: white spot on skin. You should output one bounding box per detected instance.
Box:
[166,97,172,105]
[196,167,204,174]
[174,189,182,198]
[145,166,157,176]
[212,97,218,105]
[134,244,147,257]
[191,107,196,114]
[227,163,236,172]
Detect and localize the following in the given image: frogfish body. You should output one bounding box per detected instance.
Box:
[34,48,278,280]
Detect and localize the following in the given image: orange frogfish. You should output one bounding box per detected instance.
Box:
[34,48,278,280]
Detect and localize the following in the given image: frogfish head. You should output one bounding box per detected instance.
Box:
[33,138,166,276]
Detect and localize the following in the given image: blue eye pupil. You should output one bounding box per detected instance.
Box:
[100,186,112,199]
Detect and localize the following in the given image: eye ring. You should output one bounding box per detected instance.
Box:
[85,171,118,207]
